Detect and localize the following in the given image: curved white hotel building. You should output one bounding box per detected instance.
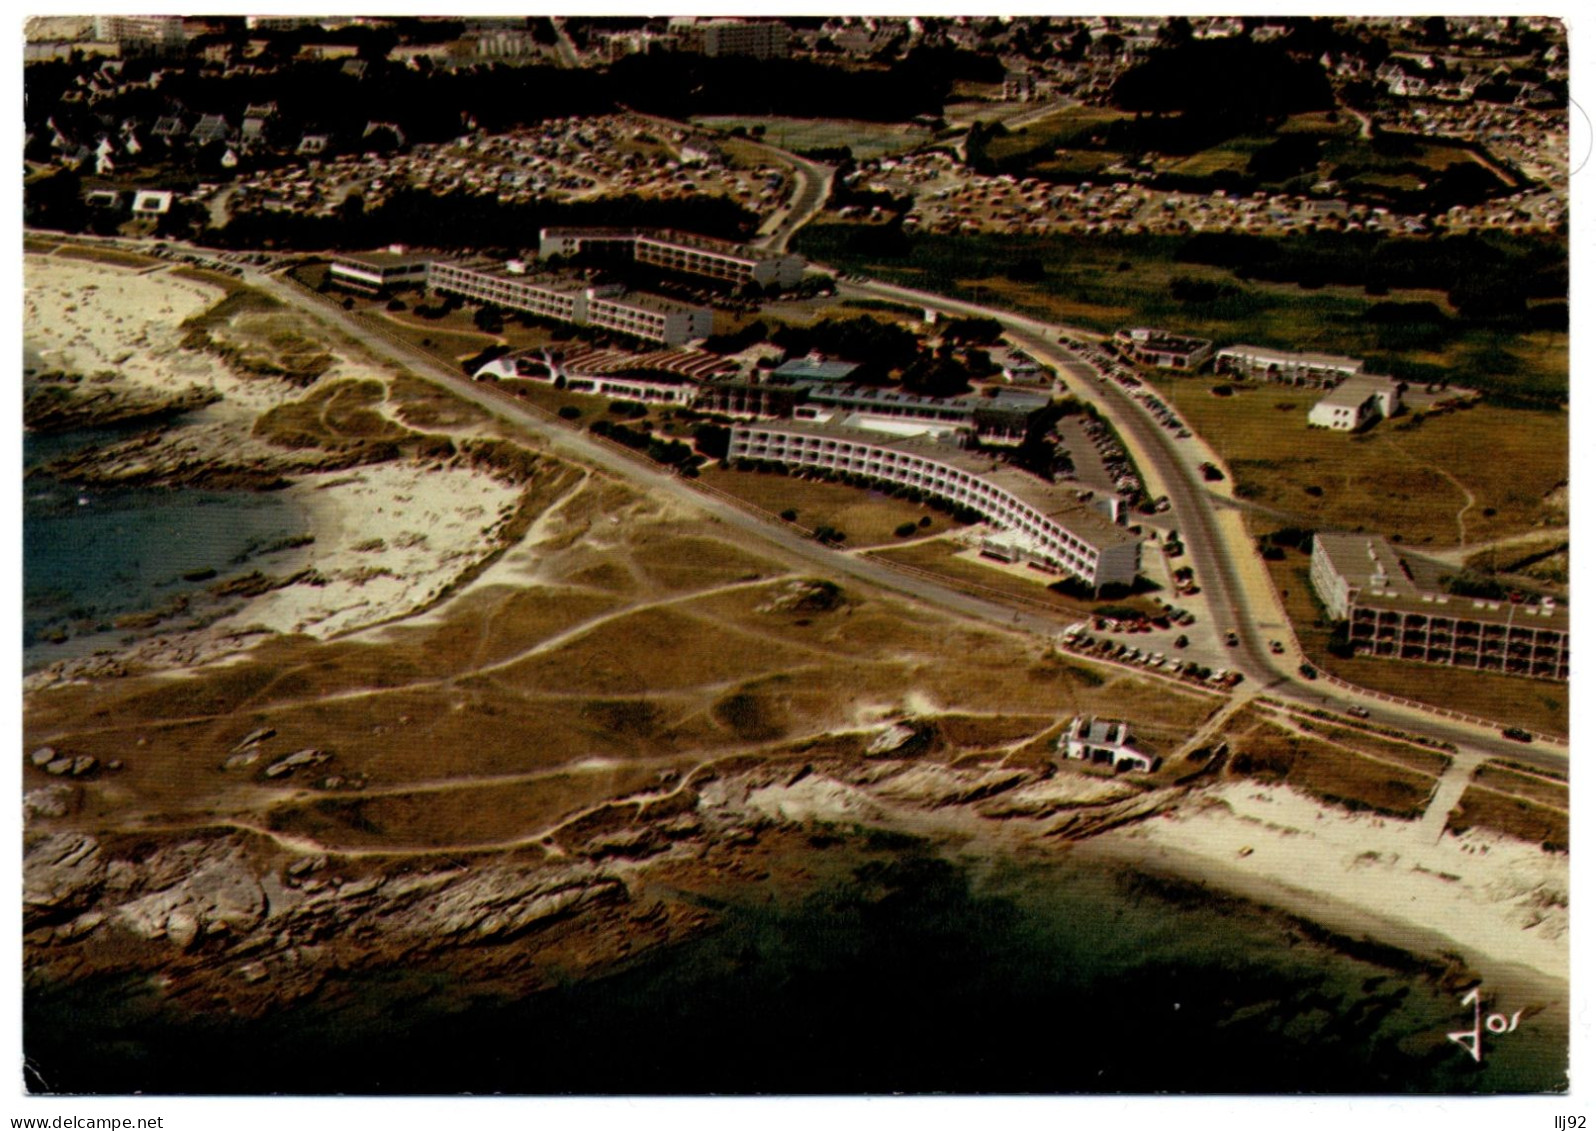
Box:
[729,421,1141,588]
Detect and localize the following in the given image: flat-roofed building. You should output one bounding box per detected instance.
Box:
[671,17,791,59]
[93,14,187,50]
[771,357,861,384]
[728,420,1141,587]
[427,258,711,347]
[1058,716,1157,772]
[1307,376,1403,431]
[427,259,594,322]
[1215,344,1363,387]
[538,227,805,289]
[1311,533,1567,681]
[329,251,431,293]
[1113,327,1214,371]
[585,290,713,346]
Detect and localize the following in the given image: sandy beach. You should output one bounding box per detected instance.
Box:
[25,255,286,421]
[1081,780,1568,985]
[23,254,532,681]
[22,254,1569,1019]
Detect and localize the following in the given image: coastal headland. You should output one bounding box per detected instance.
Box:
[22,250,1567,1091]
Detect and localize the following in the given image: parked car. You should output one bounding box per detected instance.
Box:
[1299,663,1318,680]
[1502,726,1534,743]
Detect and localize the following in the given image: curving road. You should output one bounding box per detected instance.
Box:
[826,275,1567,771]
[41,229,1565,771]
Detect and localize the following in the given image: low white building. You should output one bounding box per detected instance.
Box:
[130,188,173,215]
[328,251,431,293]
[427,258,712,347]
[1058,716,1157,772]
[1307,377,1403,431]
[1113,328,1213,371]
[1215,345,1363,387]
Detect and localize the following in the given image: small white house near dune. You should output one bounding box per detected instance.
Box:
[1058,716,1157,773]
[1307,376,1404,431]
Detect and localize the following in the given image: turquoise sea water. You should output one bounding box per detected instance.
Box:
[23,837,1568,1095]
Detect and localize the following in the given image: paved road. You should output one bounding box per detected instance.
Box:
[828,276,1566,771]
[42,230,1565,771]
[250,270,1070,646]
[623,108,835,255]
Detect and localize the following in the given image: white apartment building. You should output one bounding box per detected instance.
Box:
[586,290,713,345]
[1311,533,1568,681]
[328,251,431,293]
[1215,345,1364,387]
[92,15,188,49]
[539,228,805,289]
[728,421,1141,588]
[670,18,791,59]
[427,259,711,346]
[1307,377,1403,431]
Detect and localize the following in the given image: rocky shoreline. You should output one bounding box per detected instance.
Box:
[22,752,1171,1021]
[30,420,391,493]
[24,378,224,435]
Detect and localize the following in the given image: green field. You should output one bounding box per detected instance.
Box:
[794,226,1569,405]
[697,466,957,548]
[980,105,1133,165]
[1154,381,1566,548]
[692,116,932,159]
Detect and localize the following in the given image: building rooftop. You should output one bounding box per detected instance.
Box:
[592,291,706,316]
[804,383,977,415]
[1219,343,1364,368]
[1116,327,1213,353]
[643,228,796,264]
[1317,533,1566,631]
[772,358,861,383]
[333,250,431,269]
[1353,587,1568,632]
[431,257,593,290]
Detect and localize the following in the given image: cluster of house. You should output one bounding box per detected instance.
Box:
[1311,533,1568,682]
[855,148,1555,240]
[212,114,786,224]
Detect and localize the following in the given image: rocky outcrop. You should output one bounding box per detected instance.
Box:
[31,422,386,492]
[24,834,106,928]
[22,754,1175,1017]
[24,382,222,434]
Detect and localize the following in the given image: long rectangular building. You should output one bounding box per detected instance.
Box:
[1311,533,1568,681]
[426,259,712,346]
[539,227,805,289]
[729,420,1141,588]
[1215,345,1363,387]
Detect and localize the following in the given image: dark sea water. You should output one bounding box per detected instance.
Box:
[22,419,312,666]
[22,838,1568,1095]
